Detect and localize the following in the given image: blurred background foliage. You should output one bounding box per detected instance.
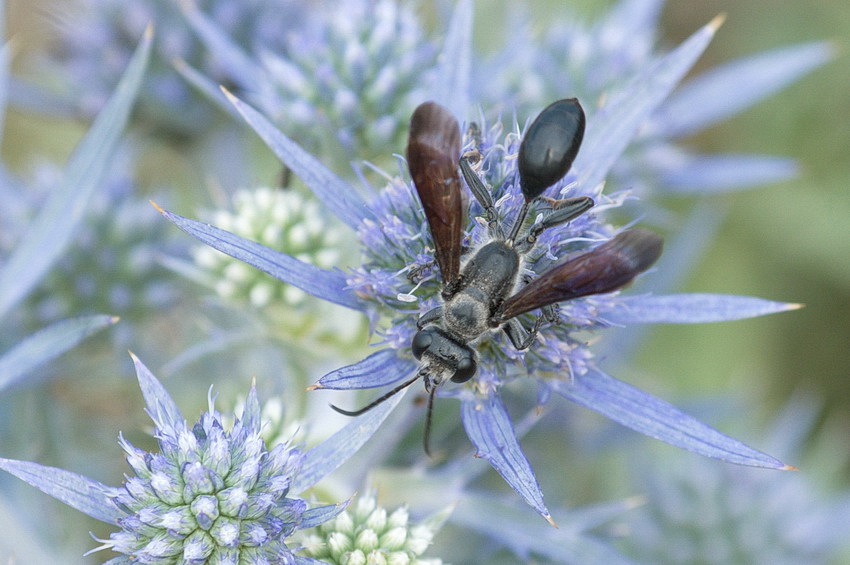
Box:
[2,0,849,562]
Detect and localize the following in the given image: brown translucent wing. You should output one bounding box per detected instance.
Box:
[497,229,663,322]
[407,102,464,287]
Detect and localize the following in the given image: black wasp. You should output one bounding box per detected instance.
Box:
[333,99,663,454]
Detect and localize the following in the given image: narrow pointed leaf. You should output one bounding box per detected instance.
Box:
[655,41,834,138]
[157,206,361,310]
[605,293,801,324]
[461,393,551,521]
[0,458,122,524]
[174,59,239,119]
[574,16,721,196]
[292,389,406,493]
[313,350,415,389]
[431,0,472,121]
[0,315,117,391]
[130,353,184,429]
[0,28,152,317]
[300,500,350,529]
[224,92,372,230]
[552,367,788,468]
[661,154,798,193]
[180,1,262,89]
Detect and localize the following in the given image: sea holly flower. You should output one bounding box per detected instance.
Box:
[296,492,450,564]
[476,0,833,196]
[14,0,303,138]
[0,354,356,563]
[186,186,364,345]
[156,16,800,523]
[179,0,436,169]
[23,153,181,340]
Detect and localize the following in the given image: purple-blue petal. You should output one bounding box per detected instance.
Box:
[291,388,407,493]
[312,349,415,390]
[573,15,721,196]
[0,458,122,524]
[654,41,834,139]
[661,154,798,193]
[130,353,184,430]
[552,367,790,469]
[224,93,372,230]
[461,393,552,522]
[604,293,801,324]
[157,206,362,310]
[431,0,473,122]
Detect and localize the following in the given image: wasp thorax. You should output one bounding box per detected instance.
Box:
[443,292,490,340]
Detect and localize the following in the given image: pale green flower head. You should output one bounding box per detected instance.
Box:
[297,492,450,565]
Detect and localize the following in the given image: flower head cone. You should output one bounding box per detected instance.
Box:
[297,492,449,565]
[181,0,436,170]
[190,186,365,346]
[0,355,346,563]
[157,12,800,522]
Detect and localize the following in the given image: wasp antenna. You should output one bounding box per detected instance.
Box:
[423,385,439,458]
[329,374,420,417]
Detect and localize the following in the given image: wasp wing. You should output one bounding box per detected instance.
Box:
[407,102,464,287]
[497,229,663,322]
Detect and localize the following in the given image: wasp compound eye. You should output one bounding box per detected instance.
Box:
[412,329,433,360]
[451,354,477,383]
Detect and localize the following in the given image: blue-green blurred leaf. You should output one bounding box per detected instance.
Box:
[0,42,10,142]
[431,0,473,121]
[655,41,835,138]
[452,493,638,565]
[0,315,117,391]
[0,27,152,317]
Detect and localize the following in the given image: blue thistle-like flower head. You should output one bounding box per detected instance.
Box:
[0,355,347,563]
[158,11,802,522]
[348,107,624,393]
[475,0,832,196]
[23,0,303,138]
[23,152,180,335]
[181,0,436,169]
